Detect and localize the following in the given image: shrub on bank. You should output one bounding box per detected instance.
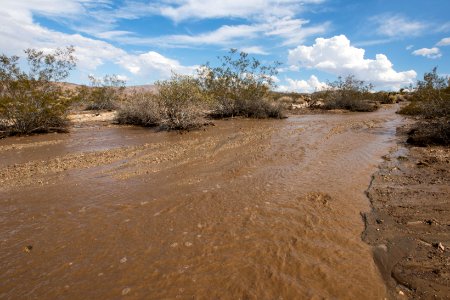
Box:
[81,75,125,110]
[198,49,285,119]
[157,74,210,130]
[399,67,450,118]
[116,92,161,127]
[0,47,76,137]
[116,74,209,130]
[319,75,378,112]
[398,67,450,146]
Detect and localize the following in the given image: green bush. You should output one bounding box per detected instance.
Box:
[0,47,76,136]
[82,74,125,110]
[399,67,450,118]
[157,74,210,129]
[198,49,285,118]
[320,75,378,112]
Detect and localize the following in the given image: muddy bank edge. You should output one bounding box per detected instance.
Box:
[362,125,450,299]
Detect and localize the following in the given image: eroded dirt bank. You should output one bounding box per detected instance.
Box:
[1,106,401,299]
[363,128,450,299]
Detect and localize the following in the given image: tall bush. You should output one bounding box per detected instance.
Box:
[198,49,284,118]
[157,74,209,129]
[399,67,450,118]
[0,47,76,136]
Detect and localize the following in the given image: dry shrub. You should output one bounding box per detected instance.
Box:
[116,92,161,127]
[0,47,76,136]
[117,74,209,130]
[406,119,450,146]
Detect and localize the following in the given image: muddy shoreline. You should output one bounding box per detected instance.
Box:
[363,124,450,299]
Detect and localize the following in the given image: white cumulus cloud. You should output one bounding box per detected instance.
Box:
[412,47,442,59]
[118,52,197,78]
[0,0,196,83]
[278,75,328,93]
[287,35,417,89]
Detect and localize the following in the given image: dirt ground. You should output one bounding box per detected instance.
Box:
[363,124,450,299]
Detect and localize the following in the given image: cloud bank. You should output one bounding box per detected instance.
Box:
[288,35,417,89]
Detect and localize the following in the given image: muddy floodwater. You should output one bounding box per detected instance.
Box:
[0,106,403,299]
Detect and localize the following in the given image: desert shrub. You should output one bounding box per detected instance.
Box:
[0,47,76,136]
[83,75,125,110]
[157,74,210,130]
[320,75,378,112]
[116,92,161,127]
[198,49,284,119]
[399,67,450,118]
[406,119,450,146]
[370,91,394,104]
[397,68,450,146]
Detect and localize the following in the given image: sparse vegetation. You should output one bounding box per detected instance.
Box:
[82,74,125,110]
[116,92,161,127]
[198,49,285,118]
[116,74,209,130]
[318,75,378,112]
[399,67,450,146]
[117,50,285,131]
[0,47,76,137]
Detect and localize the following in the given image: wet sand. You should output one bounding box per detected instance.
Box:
[363,126,450,299]
[1,106,402,299]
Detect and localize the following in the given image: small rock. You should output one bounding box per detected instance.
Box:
[170,242,178,248]
[23,245,33,253]
[431,242,445,251]
[184,242,193,247]
[425,219,434,225]
[376,218,384,224]
[120,257,127,263]
[398,290,405,296]
[122,287,131,295]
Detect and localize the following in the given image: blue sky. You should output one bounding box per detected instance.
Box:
[1,0,449,91]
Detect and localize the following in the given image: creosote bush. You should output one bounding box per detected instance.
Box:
[398,67,450,146]
[117,50,285,131]
[319,75,378,112]
[116,92,161,127]
[198,49,285,118]
[399,67,450,118]
[116,74,210,130]
[81,74,125,110]
[0,47,76,137]
[157,74,209,130]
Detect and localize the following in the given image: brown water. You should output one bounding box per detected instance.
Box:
[0,106,402,299]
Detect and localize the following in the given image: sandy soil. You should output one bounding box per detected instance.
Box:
[363,125,450,299]
[67,110,117,124]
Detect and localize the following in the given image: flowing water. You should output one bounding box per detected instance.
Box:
[0,106,402,299]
